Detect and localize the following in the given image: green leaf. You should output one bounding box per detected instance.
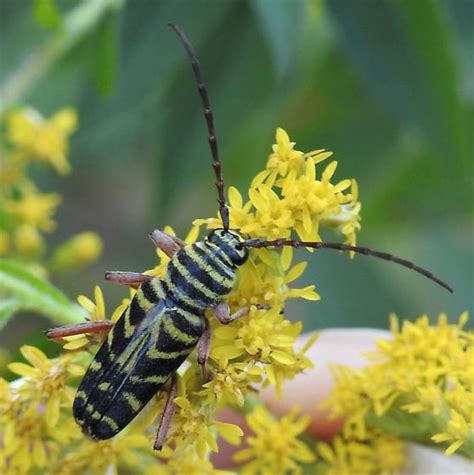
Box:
[328,0,465,161]
[0,298,20,332]
[90,12,120,97]
[251,0,306,76]
[33,0,62,30]
[0,259,83,326]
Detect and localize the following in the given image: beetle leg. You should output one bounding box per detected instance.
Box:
[104,271,152,289]
[196,317,211,380]
[149,229,184,258]
[213,302,248,324]
[213,302,270,325]
[154,374,178,451]
[46,321,114,343]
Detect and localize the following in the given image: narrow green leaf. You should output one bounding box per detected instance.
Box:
[328,0,465,160]
[0,298,20,332]
[0,259,83,325]
[251,0,306,76]
[33,0,62,30]
[91,12,120,97]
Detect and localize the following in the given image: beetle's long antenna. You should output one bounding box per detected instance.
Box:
[245,238,453,293]
[169,23,229,231]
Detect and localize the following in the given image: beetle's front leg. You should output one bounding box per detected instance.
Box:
[154,374,178,451]
[196,317,211,380]
[212,302,251,324]
[104,271,152,289]
[213,302,270,325]
[149,229,184,258]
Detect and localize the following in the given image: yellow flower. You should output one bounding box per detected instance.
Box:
[264,127,332,186]
[234,405,315,475]
[264,332,319,397]
[315,426,405,475]
[50,231,103,271]
[432,408,473,456]
[2,408,80,474]
[197,362,264,407]
[8,346,84,422]
[197,127,361,246]
[14,224,45,255]
[164,393,243,458]
[6,107,78,174]
[5,188,61,232]
[51,433,151,475]
[150,448,233,475]
[2,346,84,473]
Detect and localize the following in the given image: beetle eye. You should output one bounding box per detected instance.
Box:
[235,243,243,251]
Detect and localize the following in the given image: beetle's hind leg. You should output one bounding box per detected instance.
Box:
[149,229,184,258]
[197,317,211,380]
[104,271,152,289]
[154,374,178,451]
[46,320,114,343]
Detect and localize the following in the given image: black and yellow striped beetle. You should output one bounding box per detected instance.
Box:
[47,23,452,451]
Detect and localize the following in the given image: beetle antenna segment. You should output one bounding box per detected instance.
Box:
[245,239,453,293]
[169,23,229,231]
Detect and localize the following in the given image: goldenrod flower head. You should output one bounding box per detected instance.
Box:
[5,188,61,232]
[50,231,103,271]
[51,433,150,475]
[6,107,78,174]
[168,395,243,458]
[2,347,83,473]
[265,128,332,184]
[150,448,233,475]
[14,224,45,255]
[325,312,473,458]
[0,106,95,270]
[234,405,315,475]
[315,426,405,475]
[196,128,361,245]
[197,362,261,407]
[8,346,84,416]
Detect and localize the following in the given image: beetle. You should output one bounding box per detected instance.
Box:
[47,23,452,451]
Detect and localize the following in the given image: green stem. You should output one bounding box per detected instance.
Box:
[0,259,84,325]
[366,406,474,460]
[0,0,124,116]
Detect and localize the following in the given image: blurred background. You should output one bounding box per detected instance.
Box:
[0,0,472,357]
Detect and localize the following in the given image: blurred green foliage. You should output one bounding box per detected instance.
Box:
[0,0,472,349]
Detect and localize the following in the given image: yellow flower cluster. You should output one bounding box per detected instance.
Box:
[2,128,362,473]
[200,127,361,245]
[0,347,84,473]
[323,312,473,459]
[0,343,157,474]
[233,405,315,475]
[315,426,405,475]
[6,107,77,175]
[0,107,102,271]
